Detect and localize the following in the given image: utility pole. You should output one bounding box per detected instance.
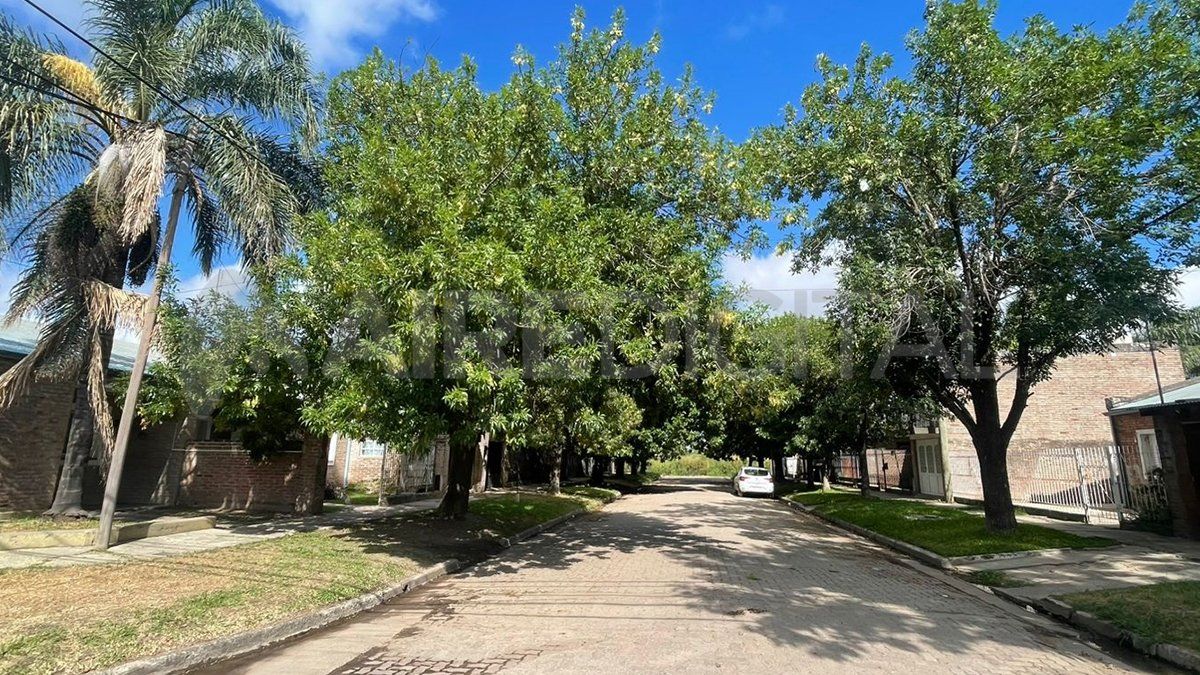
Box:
[95,184,185,550]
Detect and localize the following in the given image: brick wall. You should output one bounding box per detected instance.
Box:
[0,357,74,511]
[943,347,1185,458]
[327,436,443,493]
[175,436,328,514]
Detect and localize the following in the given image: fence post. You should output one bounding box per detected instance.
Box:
[1106,445,1127,527]
[1073,447,1092,524]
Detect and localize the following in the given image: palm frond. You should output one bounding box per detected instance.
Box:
[87,323,115,464]
[115,125,166,242]
[83,279,147,333]
[191,115,298,266]
[173,0,321,146]
[0,15,95,224]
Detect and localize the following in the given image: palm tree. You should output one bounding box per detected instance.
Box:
[0,0,319,515]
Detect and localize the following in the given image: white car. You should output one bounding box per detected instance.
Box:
[733,467,775,497]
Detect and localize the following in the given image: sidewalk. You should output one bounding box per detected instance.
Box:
[870,489,1200,601]
[0,497,442,571]
[959,512,1200,601]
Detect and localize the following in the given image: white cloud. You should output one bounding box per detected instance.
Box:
[176,265,254,303]
[721,252,839,316]
[726,4,785,41]
[1176,268,1200,308]
[268,0,438,70]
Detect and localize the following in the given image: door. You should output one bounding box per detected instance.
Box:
[916,440,945,497]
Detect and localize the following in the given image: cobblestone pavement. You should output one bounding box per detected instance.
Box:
[214,480,1152,674]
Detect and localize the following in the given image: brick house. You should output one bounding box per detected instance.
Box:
[0,320,328,514]
[908,344,1186,505]
[1107,379,1200,537]
[326,434,447,495]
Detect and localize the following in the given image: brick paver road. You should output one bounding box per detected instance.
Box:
[213,479,1153,674]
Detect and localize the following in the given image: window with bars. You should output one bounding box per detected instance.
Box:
[360,439,387,457]
[1136,430,1162,477]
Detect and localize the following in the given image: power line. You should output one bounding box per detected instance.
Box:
[21,0,264,164]
[0,58,192,142]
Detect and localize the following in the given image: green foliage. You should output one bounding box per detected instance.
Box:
[296,9,761,496]
[649,453,745,477]
[754,0,1200,528]
[786,490,1115,557]
[135,284,323,459]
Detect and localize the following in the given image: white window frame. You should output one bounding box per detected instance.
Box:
[360,439,386,457]
[1136,429,1162,477]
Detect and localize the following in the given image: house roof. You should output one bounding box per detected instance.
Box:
[1108,378,1200,415]
[0,318,139,372]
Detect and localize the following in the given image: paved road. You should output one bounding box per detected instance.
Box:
[212,479,1151,674]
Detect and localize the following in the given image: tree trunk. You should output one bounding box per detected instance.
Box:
[804,457,815,490]
[966,378,1021,533]
[548,446,563,494]
[975,436,1018,532]
[858,447,870,497]
[486,432,506,489]
[771,451,786,484]
[615,458,626,478]
[45,375,96,516]
[589,456,607,486]
[437,435,476,519]
[47,265,122,516]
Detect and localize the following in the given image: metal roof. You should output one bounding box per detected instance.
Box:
[1108,378,1200,415]
[0,319,139,372]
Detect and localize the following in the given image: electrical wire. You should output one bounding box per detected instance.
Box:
[22,0,269,165]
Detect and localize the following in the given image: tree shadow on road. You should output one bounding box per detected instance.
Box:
[437,485,1110,666]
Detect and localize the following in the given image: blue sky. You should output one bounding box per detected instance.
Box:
[9,0,1198,310]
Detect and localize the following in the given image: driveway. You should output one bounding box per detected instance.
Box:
[208,478,1152,674]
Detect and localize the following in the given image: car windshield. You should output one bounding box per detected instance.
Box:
[743,468,769,476]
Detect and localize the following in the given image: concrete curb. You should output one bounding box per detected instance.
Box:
[96,559,462,675]
[780,498,954,570]
[1022,596,1200,672]
[495,507,589,548]
[0,515,216,551]
[779,497,1085,641]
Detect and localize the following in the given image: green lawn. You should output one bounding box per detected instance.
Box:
[1062,581,1200,653]
[0,490,613,674]
[786,490,1115,558]
[561,486,622,504]
[343,484,381,505]
[469,492,603,537]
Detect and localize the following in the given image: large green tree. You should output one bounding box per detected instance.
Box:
[754,0,1200,531]
[0,0,318,515]
[299,10,757,515]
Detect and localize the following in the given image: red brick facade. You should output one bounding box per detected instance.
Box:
[326,435,445,494]
[0,357,75,510]
[919,346,1186,503]
[174,437,328,513]
[941,347,1185,457]
[0,344,329,514]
